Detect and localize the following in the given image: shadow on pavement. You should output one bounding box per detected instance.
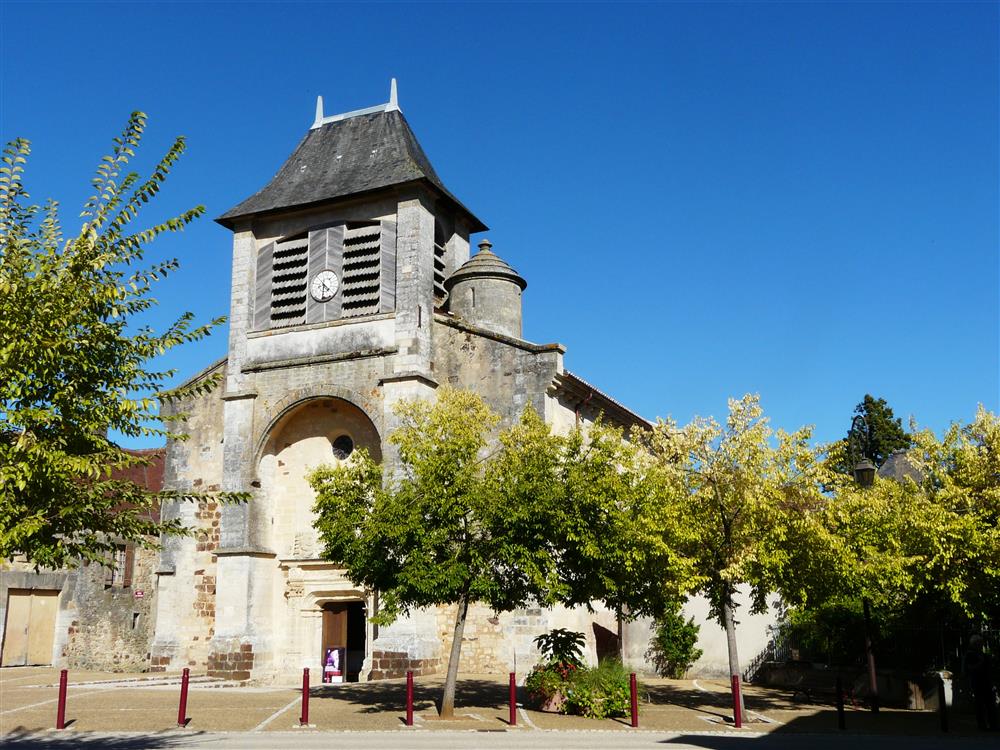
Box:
[644,682,809,713]
[0,730,197,749]
[311,677,509,715]
[660,734,996,749]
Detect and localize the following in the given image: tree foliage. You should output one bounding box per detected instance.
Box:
[0,113,240,569]
[643,394,823,689]
[310,388,568,717]
[310,388,698,716]
[780,407,999,672]
[551,421,696,626]
[786,406,999,624]
[838,394,912,472]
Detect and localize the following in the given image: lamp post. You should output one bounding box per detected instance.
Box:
[848,415,880,713]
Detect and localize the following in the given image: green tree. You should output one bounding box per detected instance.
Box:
[0,114,241,569]
[552,421,696,654]
[840,394,912,471]
[909,406,1000,623]
[780,407,1000,676]
[310,388,566,719]
[645,394,822,713]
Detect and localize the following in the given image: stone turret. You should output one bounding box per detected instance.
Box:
[444,239,526,339]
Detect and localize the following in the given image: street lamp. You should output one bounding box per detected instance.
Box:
[848,414,880,713]
[853,458,877,488]
[849,415,877,488]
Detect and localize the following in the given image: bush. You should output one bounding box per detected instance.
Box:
[646,603,703,678]
[565,659,632,719]
[524,659,579,704]
[525,629,585,709]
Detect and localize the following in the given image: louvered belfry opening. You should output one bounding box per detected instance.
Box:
[270,235,310,326]
[433,218,448,308]
[254,219,397,331]
[341,223,382,318]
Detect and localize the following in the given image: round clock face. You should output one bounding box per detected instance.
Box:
[310,270,339,302]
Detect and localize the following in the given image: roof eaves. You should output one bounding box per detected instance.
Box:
[215,176,487,233]
[549,371,652,431]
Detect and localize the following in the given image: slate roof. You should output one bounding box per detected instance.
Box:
[878,449,923,483]
[217,110,486,231]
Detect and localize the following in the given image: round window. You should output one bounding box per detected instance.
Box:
[331,435,354,460]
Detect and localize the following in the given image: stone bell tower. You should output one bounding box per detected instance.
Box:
[152,80,490,682]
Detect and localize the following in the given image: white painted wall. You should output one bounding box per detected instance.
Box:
[682,586,780,677]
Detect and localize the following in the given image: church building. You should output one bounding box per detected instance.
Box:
[148,81,657,683]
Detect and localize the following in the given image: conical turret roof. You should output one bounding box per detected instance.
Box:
[444,239,526,292]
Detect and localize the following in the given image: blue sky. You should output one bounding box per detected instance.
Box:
[2,1,996,447]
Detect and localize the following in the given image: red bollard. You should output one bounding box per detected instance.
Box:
[731,674,743,728]
[299,667,310,726]
[630,672,639,728]
[405,670,414,726]
[55,669,68,730]
[177,667,190,727]
[509,672,517,726]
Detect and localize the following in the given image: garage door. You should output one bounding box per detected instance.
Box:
[1,589,60,666]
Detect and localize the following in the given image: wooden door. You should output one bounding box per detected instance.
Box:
[27,590,58,664]
[1,589,58,666]
[1,590,31,666]
[322,605,348,656]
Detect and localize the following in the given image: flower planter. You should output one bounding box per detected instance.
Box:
[539,691,566,713]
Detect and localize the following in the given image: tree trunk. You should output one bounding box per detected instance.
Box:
[439,592,470,719]
[721,589,746,720]
[862,598,879,713]
[617,603,625,663]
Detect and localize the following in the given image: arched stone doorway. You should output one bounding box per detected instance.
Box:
[257,397,381,682]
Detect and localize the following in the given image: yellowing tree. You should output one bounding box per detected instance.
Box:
[645,394,822,713]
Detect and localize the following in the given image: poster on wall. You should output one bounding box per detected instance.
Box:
[323,647,344,683]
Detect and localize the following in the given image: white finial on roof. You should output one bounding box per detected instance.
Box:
[388,78,399,112]
[313,95,325,128]
[311,82,401,129]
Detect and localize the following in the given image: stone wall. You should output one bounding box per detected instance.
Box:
[369,650,441,679]
[62,546,158,672]
[150,361,226,672]
[207,642,255,681]
[432,317,562,425]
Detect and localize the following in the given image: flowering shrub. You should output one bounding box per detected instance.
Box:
[524,629,636,719]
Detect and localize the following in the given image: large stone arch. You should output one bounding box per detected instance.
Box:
[255,395,381,561]
[252,384,383,472]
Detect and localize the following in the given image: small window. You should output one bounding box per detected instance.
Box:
[331,435,354,460]
[433,221,447,306]
[104,544,133,589]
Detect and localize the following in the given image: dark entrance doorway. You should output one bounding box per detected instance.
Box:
[321,601,366,682]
